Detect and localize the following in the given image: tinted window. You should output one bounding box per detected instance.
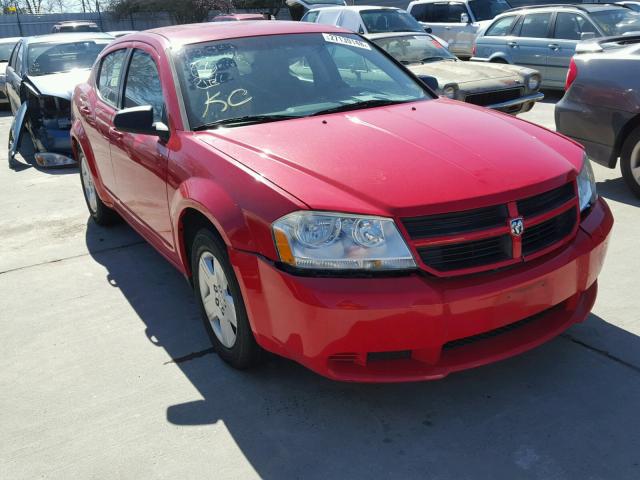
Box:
[0,41,17,62]
[27,40,109,76]
[360,9,424,33]
[554,13,597,40]
[590,8,640,36]
[468,0,511,21]
[517,13,551,38]
[411,3,452,23]
[98,49,127,107]
[485,15,517,36]
[447,3,469,22]
[173,33,428,129]
[123,50,165,123]
[301,11,319,22]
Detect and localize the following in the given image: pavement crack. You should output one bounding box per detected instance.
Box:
[0,241,146,276]
[164,347,216,365]
[562,333,640,375]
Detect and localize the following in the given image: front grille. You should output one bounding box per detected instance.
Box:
[443,303,564,350]
[464,87,523,107]
[403,205,507,239]
[522,208,576,256]
[517,183,574,217]
[418,235,511,272]
[402,182,577,275]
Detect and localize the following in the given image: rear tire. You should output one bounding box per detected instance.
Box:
[79,149,119,225]
[191,229,262,369]
[620,127,640,199]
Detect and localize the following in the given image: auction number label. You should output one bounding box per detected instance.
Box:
[322,33,371,50]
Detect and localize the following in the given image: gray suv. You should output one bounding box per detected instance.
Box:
[556,36,640,197]
[471,4,640,88]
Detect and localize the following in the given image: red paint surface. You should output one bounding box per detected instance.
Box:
[71,22,613,381]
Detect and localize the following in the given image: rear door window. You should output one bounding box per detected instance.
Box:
[97,49,127,107]
[517,12,552,38]
[485,15,517,36]
[447,3,469,22]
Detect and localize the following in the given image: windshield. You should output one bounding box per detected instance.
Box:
[27,40,109,76]
[360,9,425,33]
[372,34,456,64]
[173,33,429,129]
[590,8,640,35]
[0,42,16,62]
[467,0,512,22]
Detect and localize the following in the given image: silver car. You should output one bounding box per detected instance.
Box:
[472,4,640,89]
[556,35,640,197]
[370,32,543,114]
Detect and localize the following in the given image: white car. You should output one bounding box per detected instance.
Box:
[302,6,428,36]
[407,0,512,58]
[617,1,640,12]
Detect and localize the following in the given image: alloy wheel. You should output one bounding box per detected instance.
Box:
[198,251,238,348]
[80,154,98,213]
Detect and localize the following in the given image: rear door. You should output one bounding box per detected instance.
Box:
[85,46,130,192]
[509,12,553,77]
[547,12,599,88]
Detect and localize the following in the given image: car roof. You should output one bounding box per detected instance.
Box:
[140,20,350,46]
[501,3,630,15]
[367,32,430,41]
[22,32,113,44]
[54,20,97,25]
[0,36,21,44]
[307,5,402,13]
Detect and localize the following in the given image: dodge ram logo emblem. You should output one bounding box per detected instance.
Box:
[510,217,524,237]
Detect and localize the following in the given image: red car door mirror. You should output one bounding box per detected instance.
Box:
[113,105,169,141]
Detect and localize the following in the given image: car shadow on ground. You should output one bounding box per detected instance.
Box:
[85,220,640,479]
[597,176,640,207]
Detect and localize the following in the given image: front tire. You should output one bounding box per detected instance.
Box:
[620,127,640,199]
[79,149,118,225]
[191,229,261,369]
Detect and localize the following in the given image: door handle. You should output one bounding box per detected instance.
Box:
[109,127,124,140]
[548,43,559,50]
[507,41,518,47]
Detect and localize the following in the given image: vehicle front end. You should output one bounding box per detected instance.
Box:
[415,63,543,114]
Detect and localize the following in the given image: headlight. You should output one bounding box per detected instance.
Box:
[527,74,541,91]
[272,211,416,271]
[441,84,457,99]
[577,154,597,212]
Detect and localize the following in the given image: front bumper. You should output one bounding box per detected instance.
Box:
[231,198,613,382]
[487,91,544,114]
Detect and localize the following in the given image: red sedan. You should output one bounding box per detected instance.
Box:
[71,21,613,382]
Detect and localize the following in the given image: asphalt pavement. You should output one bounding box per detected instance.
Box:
[1,94,639,479]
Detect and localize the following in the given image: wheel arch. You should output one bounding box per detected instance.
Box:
[612,113,640,169]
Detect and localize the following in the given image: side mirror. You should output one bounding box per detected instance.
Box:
[113,105,169,141]
[419,75,439,91]
[461,13,470,24]
[424,27,432,33]
[580,32,596,41]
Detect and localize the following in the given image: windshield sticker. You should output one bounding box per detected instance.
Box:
[322,33,371,50]
[202,88,253,118]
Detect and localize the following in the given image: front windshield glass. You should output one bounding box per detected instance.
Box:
[590,8,640,35]
[173,33,429,130]
[467,0,512,22]
[0,42,16,62]
[372,34,456,64]
[360,9,425,33]
[27,40,110,76]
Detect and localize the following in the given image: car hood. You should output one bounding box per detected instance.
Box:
[196,99,582,217]
[408,60,526,87]
[25,69,92,100]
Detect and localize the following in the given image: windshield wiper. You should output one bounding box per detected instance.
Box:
[310,99,410,116]
[193,114,300,130]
